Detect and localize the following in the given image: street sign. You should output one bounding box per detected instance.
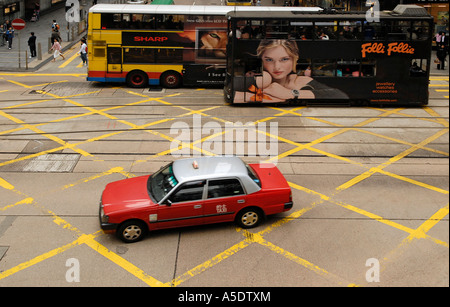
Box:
[11,18,26,30]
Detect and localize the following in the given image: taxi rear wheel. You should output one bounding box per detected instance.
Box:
[236,208,263,229]
[117,220,147,243]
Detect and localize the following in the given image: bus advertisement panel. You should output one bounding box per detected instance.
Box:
[224,6,433,106]
[229,39,427,104]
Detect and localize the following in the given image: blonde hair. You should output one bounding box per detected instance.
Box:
[256,39,299,73]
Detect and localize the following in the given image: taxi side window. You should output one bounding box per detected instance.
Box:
[207,179,245,199]
[168,180,205,203]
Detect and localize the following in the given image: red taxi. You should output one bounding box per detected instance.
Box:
[100,156,292,243]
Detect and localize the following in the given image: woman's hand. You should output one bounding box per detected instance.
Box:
[255,71,272,89]
[262,79,315,100]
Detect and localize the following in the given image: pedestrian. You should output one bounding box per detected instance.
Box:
[49,38,65,62]
[6,27,14,49]
[34,2,40,21]
[435,31,444,47]
[51,29,61,43]
[3,20,10,32]
[28,32,37,58]
[0,25,5,46]
[436,44,447,70]
[52,20,60,32]
[77,38,88,66]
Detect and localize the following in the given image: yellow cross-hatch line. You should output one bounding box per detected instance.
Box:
[0,76,448,286]
[59,51,80,68]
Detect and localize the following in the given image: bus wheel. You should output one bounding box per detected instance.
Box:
[126,70,148,88]
[160,71,182,88]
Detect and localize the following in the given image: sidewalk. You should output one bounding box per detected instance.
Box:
[0,3,92,71]
[430,50,449,77]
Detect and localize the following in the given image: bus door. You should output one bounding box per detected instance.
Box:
[107,46,122,74]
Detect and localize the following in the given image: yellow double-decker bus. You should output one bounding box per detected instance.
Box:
[87,4,319,88]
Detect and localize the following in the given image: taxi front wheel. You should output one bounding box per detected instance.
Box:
[236,208,263,229]
[117,220,147,243]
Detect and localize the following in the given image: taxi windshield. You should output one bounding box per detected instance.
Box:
[148,163,178,203]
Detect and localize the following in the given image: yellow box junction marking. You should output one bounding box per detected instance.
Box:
[0,74,448,286]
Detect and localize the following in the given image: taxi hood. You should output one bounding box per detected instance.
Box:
[101,175,154,214]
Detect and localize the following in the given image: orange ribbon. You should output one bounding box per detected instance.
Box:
[248,85,271,102]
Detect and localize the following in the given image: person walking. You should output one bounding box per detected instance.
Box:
[436,43,447,70]
[28,32,37,58]
[0,25,5,46]
[77,38,88,66]
[6,27,14,49]
[51,19,62,43]
[49,38,65,61]
[52,20,60,32]
[34,2,40,21]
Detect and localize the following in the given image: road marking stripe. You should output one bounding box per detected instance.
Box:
[169,240,251,287]
[0,177,15,190]
[83,237,167,287]
[0,197,33,211]
[0,236,86,281]
[59,51,79,68]
[0,110,93,157]
[258,237,358,287]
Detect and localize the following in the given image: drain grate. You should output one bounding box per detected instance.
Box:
[148,87,165,93]
[0,140,80,173]
[20,153,80,172]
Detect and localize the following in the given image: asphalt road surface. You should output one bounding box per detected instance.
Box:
[0,34,449,288]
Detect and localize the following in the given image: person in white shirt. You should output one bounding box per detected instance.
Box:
[77,38,88,66]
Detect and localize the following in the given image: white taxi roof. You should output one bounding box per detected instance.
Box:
[172,156,261,194]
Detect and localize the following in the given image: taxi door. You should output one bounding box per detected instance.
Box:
[202,178,246,225]
[155,180,206,230]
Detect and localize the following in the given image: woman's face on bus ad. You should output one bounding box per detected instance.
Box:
[261,45,293,82]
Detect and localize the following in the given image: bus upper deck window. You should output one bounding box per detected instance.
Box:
[365,21,389,41]
[290,22,313,40]
[156,14,184,30]
[337,21,362,40]
[101,13,119,29]
[388,21,411,40]
[412,21,429,40]
[315,22,337,40]
[265,20,290,39]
